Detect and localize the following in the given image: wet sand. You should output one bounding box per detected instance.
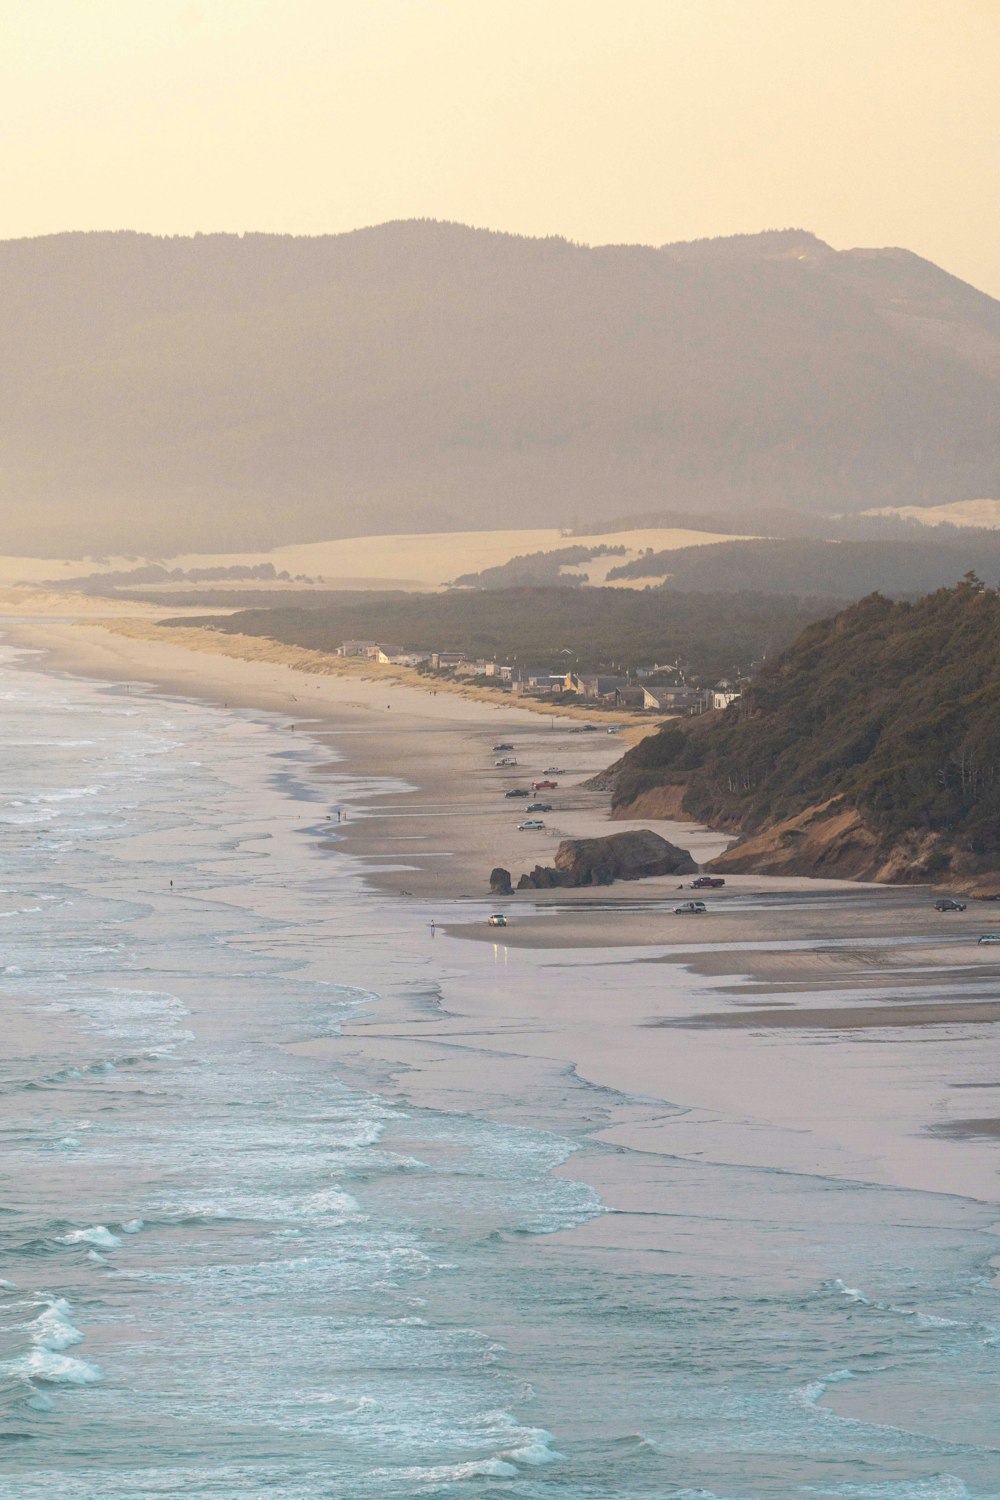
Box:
[6,611,1000,1206]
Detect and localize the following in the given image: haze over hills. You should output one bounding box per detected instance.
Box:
[2,221,998,556]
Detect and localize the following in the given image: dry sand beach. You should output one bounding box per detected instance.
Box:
[7,607,1000,1215]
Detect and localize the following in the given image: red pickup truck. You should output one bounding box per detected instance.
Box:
[531,779,558,791]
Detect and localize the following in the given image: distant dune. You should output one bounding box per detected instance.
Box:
[0,525,747,594]
[1,223,998,555]
[862,499,1000,529]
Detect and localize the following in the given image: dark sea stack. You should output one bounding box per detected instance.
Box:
[489,866,513,895]
[517,829,695,888]
[555,830,697,883]
[516,865,572,890]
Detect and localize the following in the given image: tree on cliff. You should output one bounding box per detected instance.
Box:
[611,579,1000,875]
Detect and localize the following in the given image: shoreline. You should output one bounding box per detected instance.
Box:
[5,612,1000,1209]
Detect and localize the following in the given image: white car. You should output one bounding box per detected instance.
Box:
[517,819,545,831]
[542,766,565,774]
[674,900,707,914]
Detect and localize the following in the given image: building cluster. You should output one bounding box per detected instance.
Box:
[336,640,739,714]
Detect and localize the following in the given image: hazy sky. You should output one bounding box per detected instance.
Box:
[4,0,999,294]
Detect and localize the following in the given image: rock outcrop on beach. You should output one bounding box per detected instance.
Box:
[489,867,513,895]
[516,829,695,889]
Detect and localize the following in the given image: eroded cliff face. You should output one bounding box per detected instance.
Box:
[707,802,884,878]
[609,787,1000,893]
[608,783,689,822]
[707,801,999,891]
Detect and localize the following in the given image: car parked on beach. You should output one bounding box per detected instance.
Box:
[494,757,517,767]
[674,900,707,914]
[504,788,531,798]
[487,913,508,928]
[542,767,565,775]
[492,743,514,752]
[527,802,551,813]
[517,819,545,830]
[532,780,558,791]
[977,933,1000,944]
[934,899,967,912]
[692,876,725,889]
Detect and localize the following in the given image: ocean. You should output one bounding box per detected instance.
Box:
[2,639,999,1499]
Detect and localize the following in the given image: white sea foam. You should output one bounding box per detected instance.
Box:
[59,1224,122,1250]
[30,1298,85,1352]
[791,1368,855,1409]
[371,1457,520,1482]
[502,1427,562,1464]
[300,1187,363,1217]
[19,1347,102,1385]
[830,1278,969,1331]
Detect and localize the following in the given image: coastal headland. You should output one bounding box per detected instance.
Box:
[7,607,1000,1214]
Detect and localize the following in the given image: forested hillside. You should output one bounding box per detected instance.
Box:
[173,587,828,682]
[1,223,998,554]
[612,579,1000,884]
[607,536,1000,596]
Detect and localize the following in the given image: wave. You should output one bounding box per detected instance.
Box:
[30,1298,85,1352]
[0,1295,102,1401]
[17,1348,101,1386]
[828,1277,992,1337]
[58,1225,122,1250]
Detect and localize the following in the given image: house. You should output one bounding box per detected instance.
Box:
[663,688,705,712]
[387,650,431,667]
[430,651,468,670]
[462,659,510,677]
[511,667,564,695]
[708,688,740,711]
[570,673,631,700]
[338,639,399,663]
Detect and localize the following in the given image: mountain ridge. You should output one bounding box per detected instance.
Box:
[2,222,997,555]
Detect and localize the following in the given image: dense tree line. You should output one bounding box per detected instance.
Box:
[450,544,624,589]
[612,579,1000,869]
[170,587,831,682]
[606,537,1000,596]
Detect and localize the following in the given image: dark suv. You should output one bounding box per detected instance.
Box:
[692,876,725,889]
[934,898,967,912]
